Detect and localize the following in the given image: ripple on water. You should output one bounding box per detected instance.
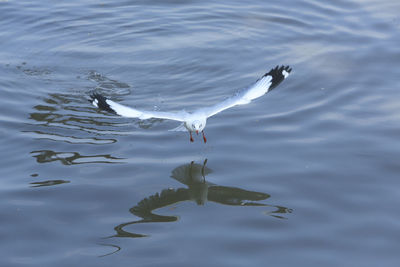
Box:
[1,0,400,266]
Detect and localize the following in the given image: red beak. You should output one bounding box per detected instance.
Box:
[196,130,199,135]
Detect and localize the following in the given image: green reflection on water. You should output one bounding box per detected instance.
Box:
[111,160,292,239]
[31,150,125,165]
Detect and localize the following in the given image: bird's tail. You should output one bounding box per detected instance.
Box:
[169,123,187,132]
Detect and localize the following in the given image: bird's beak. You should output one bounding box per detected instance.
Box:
[196,130,199,135]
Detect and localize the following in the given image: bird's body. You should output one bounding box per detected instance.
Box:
[90,65,291,142]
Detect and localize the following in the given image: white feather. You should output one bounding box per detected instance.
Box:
[106,99,187,122]
[194,74,273,118]
[169,123,188,132]
[90,66,291,136]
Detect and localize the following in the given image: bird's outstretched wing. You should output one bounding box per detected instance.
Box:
[89,93,187,122]
[196,65,292,118]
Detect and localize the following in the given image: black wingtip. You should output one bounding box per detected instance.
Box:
[264,65,292,91]
[89,92,116,114]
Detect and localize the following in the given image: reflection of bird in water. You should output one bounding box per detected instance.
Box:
[171,159,211,205]
[170,159,270,206]
[90,66,292,143]
[111,160,292,238]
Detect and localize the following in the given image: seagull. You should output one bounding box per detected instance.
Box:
[90,65,292,143]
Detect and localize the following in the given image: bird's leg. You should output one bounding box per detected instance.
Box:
[201,158,208,183]
[202,131,207,143]
[189,161,194,181]
[189,131,194,142]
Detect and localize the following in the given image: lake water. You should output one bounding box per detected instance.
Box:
[1,0,400,266]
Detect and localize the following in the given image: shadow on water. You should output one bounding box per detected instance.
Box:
[110,159,292,239]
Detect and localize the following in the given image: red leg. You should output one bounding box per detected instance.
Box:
[190,132,194,142]
[202,131,207,143]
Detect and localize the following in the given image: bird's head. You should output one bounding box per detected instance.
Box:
[192,120,205,134]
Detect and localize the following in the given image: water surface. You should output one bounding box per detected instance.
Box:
[1,0,400,266]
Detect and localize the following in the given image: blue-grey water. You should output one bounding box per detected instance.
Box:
[1,0,400,266]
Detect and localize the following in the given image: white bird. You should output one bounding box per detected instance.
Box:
[90,65,292,143]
